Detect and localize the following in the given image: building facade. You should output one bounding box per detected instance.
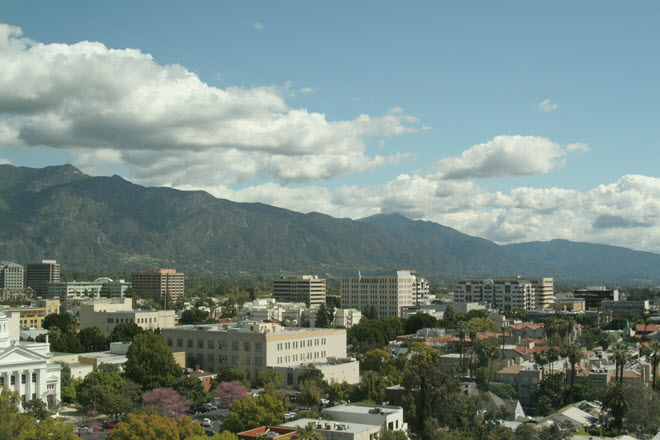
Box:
[26,260,60,297]
[455,278,536,311]
[47,278,131,300]
[412,276,431,306]
[161,322,349,383]
[0,300,60,329]
[79,297,175,336]
[0,312,61,408]
[272,275,326,307]
[573,286,619,309]
[131,268,184,303]
[341,271,414,318]
[0,261,24,290]
[528,277,554,310]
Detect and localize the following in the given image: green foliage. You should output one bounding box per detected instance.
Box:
[212,366,250,389]
[78,326,109,352]
[42,312,77,334]
[489,383,517,400]
[173,376,210,407]
[105,413,203,440]
[124,332,183,391]
[180,308,209,325]
[299,380,322,408]
[533,373,566,416]
[354,371,388,403]
[405,313,439,334]
[23,398,51,420]
[222,394,285,433]
[347,317,405,354]
[326,381,355,403]
[296,364,325,388]
[256,369,283,388]
[109,323,145,343]
[314,303,334,328]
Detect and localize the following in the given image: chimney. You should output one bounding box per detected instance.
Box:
[195,365,200,372]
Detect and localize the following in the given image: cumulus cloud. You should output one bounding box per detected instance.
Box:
[0,24,420,186]
[434,135,585,180]
[538,99,558,113]
[0,158,13,165]
[252,21,264,31]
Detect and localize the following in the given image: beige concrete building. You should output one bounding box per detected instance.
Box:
[79,297,175,336]
[272,275,326,307]
[455,278,536,311]
[131,268,184,303]
[48,278,130,300]
[0,299,60,329]
[26,260,60,297]
[528,277,554,310]
[341,271,414,318]
[161,321,352,384]
[0,261,23,290]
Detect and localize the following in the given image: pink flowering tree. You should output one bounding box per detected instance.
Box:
[140,387,190,419]
[213,381,249,407]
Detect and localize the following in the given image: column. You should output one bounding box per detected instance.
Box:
[23,369,31,401]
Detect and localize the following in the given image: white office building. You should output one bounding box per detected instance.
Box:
[341,271,414,318]
[79,297,176,336]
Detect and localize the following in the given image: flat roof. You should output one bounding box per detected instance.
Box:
[323,403,403,415]
[280,418,380,434]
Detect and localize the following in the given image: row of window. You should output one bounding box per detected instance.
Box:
[0,373,37,386]
[168,338,263,352]
[276,350,326,364]
[192,352,264,367]
[107,317,157,324]
[276,338,325,351]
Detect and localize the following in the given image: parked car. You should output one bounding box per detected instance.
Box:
[284,412,297,420]
[205,428,216,437]
[74,427,92,435]
[102,421,115,430]
[203,403,218,410]
[200,418,213,427]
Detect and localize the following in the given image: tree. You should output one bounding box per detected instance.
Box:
[105,413,203,440]
[296,423,325,440]
[109,323,144,343]
[612,341,630,382]
[173,376,210,407]
[180,308,209,325]
[356,371,387,403]
[212,366,250,389]
[467,316,495,333]
[314,304,332,328]
[76,371,127,412]
[379,429,408,440]
[221,394,285,433]
[326,380,355,404]
[77,326,109,352]
[23,399,51,420]
[533,373,566,416]
[646,340,660,390]
[42,311,77,334]
[561,343,584,402]
[213,382,249,407]
[296,364,325,388]
[602,381,630,431]
[124,332,183,390]
[299,380,322,408]
[405,313,439,334]
[256,370,283,389]
[141,388,190,419]
[362,305,379,320]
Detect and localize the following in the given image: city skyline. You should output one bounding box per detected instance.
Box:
[2,2,660,252]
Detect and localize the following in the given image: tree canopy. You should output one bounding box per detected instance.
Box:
[124,332,183,391]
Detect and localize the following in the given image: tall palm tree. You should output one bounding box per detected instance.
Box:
[612,341,630,383]
[534,351,548,377]
[544,317,559,345]
[647,340,660,390]
[457,321,468,376]
[464,350,479,377]
[561,343,585,403]
[546,346,560,374]
[641,311,652,340]
[601,381,630,431]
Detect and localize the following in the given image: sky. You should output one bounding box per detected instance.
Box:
[2,2,660,251]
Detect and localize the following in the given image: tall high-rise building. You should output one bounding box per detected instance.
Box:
[131,268,184,304]
[26,260,60,297]
[341,270,414,318]
[0,262,24,290]
[272,275,326,307]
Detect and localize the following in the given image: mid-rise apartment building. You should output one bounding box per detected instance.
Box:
[79,297,175,336]
[455,278,536,311]
[528,277,553,310]
[0,261,24,290]
[412,276,431,306]
[272,275,326,307]
[0,300,60,329]
[26,260,60,297]
[161,322,349,383]
[131,268,184,303]
[341,271,414,318]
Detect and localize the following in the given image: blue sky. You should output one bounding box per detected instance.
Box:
[2,2,660,251]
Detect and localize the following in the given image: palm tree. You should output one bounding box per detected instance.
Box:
[544,317,559,345]
[534,351,548,377]
[296,423,324,440]
[647,340,660,390]
[561,343,585,403]
[612,341,630,382]
[457,321,468,376]
[464,349,479,377]
[546,346,560,374]
[601,381,630,431]
[640,311,652,340]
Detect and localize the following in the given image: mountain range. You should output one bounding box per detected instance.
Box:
[1,164,659,284]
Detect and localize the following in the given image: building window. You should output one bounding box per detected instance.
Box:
[21,374,26,384]
[244,342,250,351]
[255,342,262,351]
[232,342,239,351]
[11,376,15,385]
[198,340,204,349]
[255,357,262,366]
[177,339,183,348]
[208,340,214,349]
[207,354,213,363]
[187,340,193,348]
[32,373,36,383]
[107,318,114,323]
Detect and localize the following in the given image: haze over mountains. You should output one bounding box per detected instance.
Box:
[1,164,659,284]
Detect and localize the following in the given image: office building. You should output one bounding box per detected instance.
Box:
[26,260,60,297]
[573,286,619,309]
[0,261,24,290]
[79,297,175,336]
[455,278,536,311]
[131,268,184,303]
[341,270,414,318]
[412,276,431,305]
[528,277,554,310]
[0,299,60,329]
[272,275,326,307]
[47,278,131,299]
[161,322,352,384]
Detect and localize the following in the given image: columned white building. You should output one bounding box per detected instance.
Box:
[0,312,61,408]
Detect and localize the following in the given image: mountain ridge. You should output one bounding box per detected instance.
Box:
[1,164,659,283]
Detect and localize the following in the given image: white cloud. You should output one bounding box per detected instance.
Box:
[0,24,421,186]
[538,99,558,113]
[566,142,590,154]
[0,158,13,165]
[300,87,314,94]
[434,135,583,180]
[252,21,264,31]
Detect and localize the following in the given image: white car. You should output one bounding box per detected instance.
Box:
[284,412,296,420]
[200,418,213,427]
